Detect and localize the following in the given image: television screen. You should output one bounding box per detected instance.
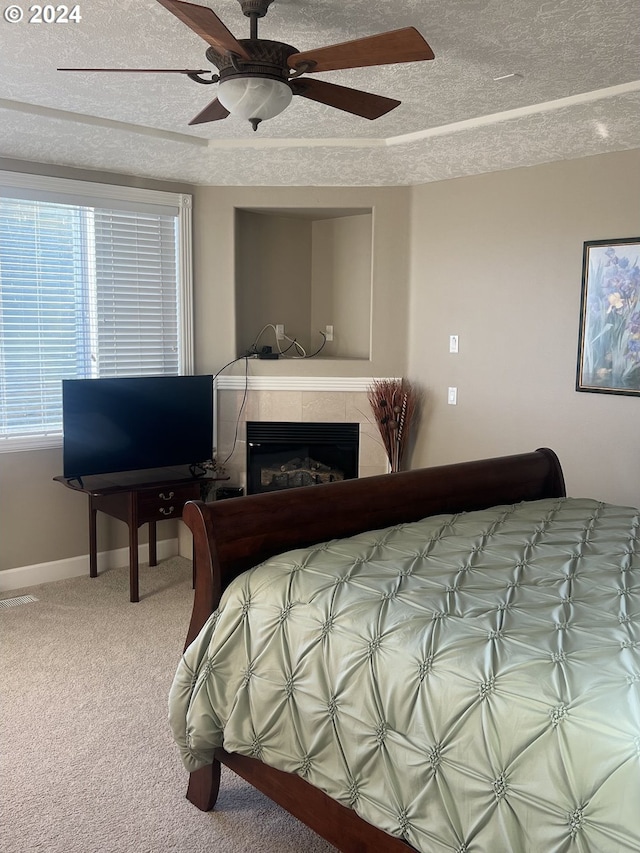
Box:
[62,375,214,479]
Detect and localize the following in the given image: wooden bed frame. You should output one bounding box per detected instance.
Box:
[181,447,566,852]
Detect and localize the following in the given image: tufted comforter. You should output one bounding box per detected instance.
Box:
[169,497,640,852]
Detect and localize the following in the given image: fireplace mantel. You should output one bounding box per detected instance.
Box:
[215,376,398,391]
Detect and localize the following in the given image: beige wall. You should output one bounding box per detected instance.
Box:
[407,149,640,507]
[235,211,313,354]
[311,214,372,359]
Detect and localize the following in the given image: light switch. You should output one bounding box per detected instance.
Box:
[449,335,459,353]
[448,387,458,405]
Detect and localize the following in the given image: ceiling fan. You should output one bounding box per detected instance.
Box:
[58,0,435,131]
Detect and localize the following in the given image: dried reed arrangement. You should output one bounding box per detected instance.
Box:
[367,378,419,473]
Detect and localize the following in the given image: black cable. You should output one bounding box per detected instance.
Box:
[305,331,327,358]
[213,354,251,382]
[221,354,249,466]
[277,331,328,359]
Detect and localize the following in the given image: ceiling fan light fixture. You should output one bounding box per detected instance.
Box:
[217,77,293,129]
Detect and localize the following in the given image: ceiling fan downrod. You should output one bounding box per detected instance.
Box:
[237,0,274,38]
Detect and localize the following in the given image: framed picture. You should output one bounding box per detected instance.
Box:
[576,237,640,396]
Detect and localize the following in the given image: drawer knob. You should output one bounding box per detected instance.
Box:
[159,506,175,516]
[159,491,174,500]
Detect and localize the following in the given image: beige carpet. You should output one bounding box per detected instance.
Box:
[1,558,336,853]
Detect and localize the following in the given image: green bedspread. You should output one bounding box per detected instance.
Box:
[169,497,640,852]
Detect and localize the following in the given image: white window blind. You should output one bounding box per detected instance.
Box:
[93,210,179,375]
[0,173,193,451]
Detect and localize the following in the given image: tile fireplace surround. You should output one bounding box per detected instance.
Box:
[214,376,391,492]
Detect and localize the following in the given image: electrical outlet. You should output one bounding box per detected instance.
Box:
[275,324,285,340]
[449,335,459,353]
[325,324,334,342]
[448,387,458,405]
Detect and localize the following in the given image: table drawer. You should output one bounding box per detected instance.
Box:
[136,483,202,521]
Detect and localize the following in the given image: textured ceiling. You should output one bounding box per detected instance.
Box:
[1,0,639,186]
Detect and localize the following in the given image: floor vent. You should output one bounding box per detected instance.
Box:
[0,594,39,610]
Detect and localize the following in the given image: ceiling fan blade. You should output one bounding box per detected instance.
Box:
[156,0,251,59]
[291,78,400,120]
[288,26,434,74]
[57,68,210,74]
[188,97,230,125]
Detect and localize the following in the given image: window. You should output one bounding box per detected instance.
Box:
[0,171,193,451]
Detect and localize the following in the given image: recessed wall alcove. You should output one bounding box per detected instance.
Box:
[235,207,373,360]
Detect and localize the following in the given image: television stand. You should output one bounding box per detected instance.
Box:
[53,467,217,602]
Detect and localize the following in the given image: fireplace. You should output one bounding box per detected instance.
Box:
[246,421,359,495]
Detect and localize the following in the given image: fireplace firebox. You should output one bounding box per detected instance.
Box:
[246,421,359,495]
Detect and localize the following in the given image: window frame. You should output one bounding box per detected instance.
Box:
[0,170,194,453]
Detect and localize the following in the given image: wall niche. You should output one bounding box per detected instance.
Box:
[235,207,373,360]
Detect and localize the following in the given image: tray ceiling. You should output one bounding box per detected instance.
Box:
[1,0,638,186]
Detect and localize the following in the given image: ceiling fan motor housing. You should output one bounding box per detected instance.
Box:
[206,39,298,85]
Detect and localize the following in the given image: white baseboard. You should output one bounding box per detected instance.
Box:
[0,537,180,592]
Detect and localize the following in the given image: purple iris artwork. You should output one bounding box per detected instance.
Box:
[577,237,640,396]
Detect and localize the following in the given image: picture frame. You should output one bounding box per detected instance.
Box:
[576,237,640,396]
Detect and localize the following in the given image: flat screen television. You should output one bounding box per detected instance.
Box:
[62,375,214,479]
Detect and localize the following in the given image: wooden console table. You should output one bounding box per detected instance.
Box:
[54,467,214,602]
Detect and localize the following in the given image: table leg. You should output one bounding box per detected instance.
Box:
[148,521,157,567]
[129,493,139,603]
[88,498,98,578]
